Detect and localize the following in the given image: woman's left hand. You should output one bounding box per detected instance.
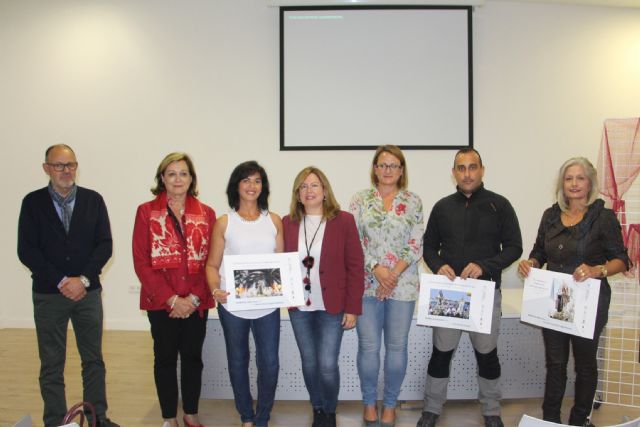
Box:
[573,264,597,282]
[342,313,357,330]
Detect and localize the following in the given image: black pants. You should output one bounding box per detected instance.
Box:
[148,309,208,419]
[542,286,610,426]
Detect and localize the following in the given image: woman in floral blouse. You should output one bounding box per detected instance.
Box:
[349,145,424,427]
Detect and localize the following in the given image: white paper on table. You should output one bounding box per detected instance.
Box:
[223,252,305,311]
[417,274,496,334]
[521,268,600,339]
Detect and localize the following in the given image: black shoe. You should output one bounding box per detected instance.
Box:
[416,411,439,427]
[312,408,326,427]
[324,412,336,427]
[483,415,504,427]
[96,417,120,427]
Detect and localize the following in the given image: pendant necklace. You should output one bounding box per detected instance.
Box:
[302,215,324,306]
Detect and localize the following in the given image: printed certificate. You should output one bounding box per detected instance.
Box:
[223,252,305,311]
[521,268,600,339]
[417,274,496,334]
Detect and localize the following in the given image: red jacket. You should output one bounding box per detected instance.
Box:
[132,195,216,312]
[283,210,364,315]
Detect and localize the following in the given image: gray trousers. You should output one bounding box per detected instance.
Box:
[33,290,107,427]
[423,290,502,416]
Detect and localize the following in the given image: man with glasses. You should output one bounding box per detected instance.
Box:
[417,148,522,427]
[18,144,119,427]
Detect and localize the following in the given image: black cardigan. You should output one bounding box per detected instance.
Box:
[18,186,113,293]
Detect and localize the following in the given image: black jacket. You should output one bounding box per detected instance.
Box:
[423,185,522,288]
[528,199,629,276]
[18,186,113,293]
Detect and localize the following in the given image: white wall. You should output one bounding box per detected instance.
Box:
[1,0,638,330]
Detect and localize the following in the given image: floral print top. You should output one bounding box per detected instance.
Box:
[349,187,424,301]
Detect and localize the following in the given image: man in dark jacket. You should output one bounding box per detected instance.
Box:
[18,144,119,427]
[417,148,522,427]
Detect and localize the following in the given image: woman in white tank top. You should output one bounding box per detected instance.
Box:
[205,161,284,427]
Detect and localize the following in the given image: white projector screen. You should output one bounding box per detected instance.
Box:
[280,6,472,150]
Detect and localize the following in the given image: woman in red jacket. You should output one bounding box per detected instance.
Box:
[132,152,215,427]
[283,166,364,427]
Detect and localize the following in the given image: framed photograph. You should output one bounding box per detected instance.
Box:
[521,268,601,339]
[223,252,305,311]
[417,274,495,334]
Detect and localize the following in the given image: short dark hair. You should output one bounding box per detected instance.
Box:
[226,161,270,211]
[453,147,483,167]
[45,144,75,162]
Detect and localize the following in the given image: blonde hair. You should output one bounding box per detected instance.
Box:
[555,157,599,212]
[370,145,408,190]
[151,152,199,197]
[289,166,340,222]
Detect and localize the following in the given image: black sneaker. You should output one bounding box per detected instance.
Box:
[416,411,439,427]
[483,415,504,427]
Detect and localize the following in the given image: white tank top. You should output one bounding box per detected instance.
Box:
[220,210,278,319]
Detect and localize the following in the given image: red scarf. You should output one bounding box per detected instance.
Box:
[149,192,210,274]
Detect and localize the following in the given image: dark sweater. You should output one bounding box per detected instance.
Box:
[423,185,522,288]
[18,186,113,293]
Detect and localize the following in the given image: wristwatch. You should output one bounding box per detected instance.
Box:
[190,294,201,308]
[79,275,90,288]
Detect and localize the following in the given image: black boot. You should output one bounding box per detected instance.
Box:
[324,412,336,427]
[312,408,326,427]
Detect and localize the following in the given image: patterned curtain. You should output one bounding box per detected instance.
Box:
[597,117,640,274]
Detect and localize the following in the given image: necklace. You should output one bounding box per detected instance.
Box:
[562,209,586,226]
[302,215,324,306]
[237,210,261,222]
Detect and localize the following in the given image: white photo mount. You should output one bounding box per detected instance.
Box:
[223,252,305,311]
[417,274,496,334]
[521,268,601,339]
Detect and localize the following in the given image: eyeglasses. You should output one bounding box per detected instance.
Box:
[47,162,78,172]
[375,163,402,171]
[299,183,322,191]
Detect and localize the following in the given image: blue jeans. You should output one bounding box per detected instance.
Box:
[217,305,280,427]
[356,296,415,408]
[289,309,345,413]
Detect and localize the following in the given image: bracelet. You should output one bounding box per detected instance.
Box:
[169,295,178,310]
[212,288,223,297]
[598,264,608,278]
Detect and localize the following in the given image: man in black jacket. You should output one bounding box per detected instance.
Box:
[417,148,522,427]
[18,144,119,427]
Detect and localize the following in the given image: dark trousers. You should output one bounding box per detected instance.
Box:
[33,290,107,427]
[147,309,208,419]
[542,287,610,426]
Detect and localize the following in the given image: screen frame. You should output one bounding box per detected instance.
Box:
[279,5,474,151]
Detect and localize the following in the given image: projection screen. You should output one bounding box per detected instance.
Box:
[280,6,472,150]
